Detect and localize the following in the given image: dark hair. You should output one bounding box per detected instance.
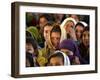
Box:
[68,14,80,20]
[26,31,32,38]
[39,14,55,22]
[50,24,61,35]
[26,52,34,67]
[43,22,53,28]
[75,22,85,28]
[26,37,38,56]
[83,26,89,31]
[81,27,89,38]
[48,52,64,64]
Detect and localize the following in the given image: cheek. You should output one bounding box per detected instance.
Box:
[76,32,81,37]
[43,32,46,38]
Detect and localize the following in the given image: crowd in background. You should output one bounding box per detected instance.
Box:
[26,13,90,67]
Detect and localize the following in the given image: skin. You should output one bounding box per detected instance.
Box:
[61,49,73,56]
[64,21,77,41]
[61,49,80,64]
[75,25,84,40]
[43,26,52,41]
[49,57,64,66]
[26,43,34,54]
[50,32,61,49]
[65,21,74,32]
[82,31,89,47]
[70,14,79,22]
[39,17,48,29]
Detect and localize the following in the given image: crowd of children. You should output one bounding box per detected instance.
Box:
[26,13,90,67]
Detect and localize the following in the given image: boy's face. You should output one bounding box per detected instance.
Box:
[26,43,34,54]
[82,31,89,47]
[44,26,52,41]
[51,32,61,49]
[49,57,64,66]
[75,25,84,40]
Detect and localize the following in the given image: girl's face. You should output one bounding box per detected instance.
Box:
[26,43,34,54]
[75,25,84,40]
[65,21,74,32]
[44,26,52,41]
[49,57,64,66]
[82,31,89,47]
[51,32,61,49]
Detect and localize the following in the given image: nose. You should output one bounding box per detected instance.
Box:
[85,35,89,40]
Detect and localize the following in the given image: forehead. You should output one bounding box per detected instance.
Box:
[66,21,74,24]
[76,25,84,30]
[51,32,61,37]
[61,48,70,52]
[40,17,47,20]
[83,31,89,34]
[50,56,63,62]
[44,26,52,30]
[26,42,32,45]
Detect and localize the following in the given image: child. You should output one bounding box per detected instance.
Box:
[59,39,81,65]
[48,50,70,66]
[78,27,90,64]
[26,37,39,67]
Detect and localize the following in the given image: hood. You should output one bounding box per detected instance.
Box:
[26,26,43,47]
[47,24,61,50]
[60,18,77,42]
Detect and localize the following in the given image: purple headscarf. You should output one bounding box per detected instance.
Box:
[59,39,82,64]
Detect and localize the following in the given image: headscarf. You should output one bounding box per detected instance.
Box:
[60,18,77,42]
[59,39,80,57]
[49,50,70,65]
[59,39,82,64]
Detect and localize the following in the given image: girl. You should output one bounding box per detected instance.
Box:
[75,21,88,44]
[26,37,39,67]
[78,27,90,64]
[48,50,70,66]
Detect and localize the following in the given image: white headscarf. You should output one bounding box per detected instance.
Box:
[54,50,70,65]
[60,18,77,42]
[79,21,88,27]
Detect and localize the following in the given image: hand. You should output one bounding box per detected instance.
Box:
[72,56,80,64]
[68,27,77,41]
